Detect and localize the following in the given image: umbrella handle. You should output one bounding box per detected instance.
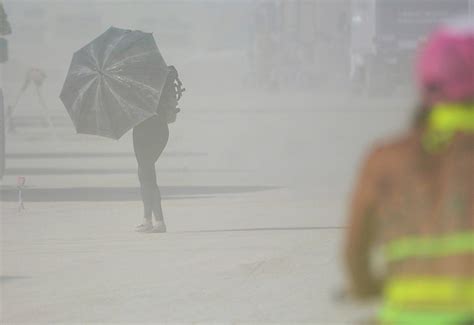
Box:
[176,86,185,101]
[169,65,185,101]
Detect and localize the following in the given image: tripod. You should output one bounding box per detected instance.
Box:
[6,68,56,138]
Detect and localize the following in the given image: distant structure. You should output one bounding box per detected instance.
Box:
[349,0,474,95]
[250,0,350,90]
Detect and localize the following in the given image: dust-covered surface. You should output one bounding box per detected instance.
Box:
[0,0,428,323]
[1,92,404,323]
[1,195,364,324]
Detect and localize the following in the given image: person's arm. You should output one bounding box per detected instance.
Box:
[344,147,383,299]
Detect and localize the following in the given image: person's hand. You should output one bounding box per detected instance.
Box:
[165,107,180,124]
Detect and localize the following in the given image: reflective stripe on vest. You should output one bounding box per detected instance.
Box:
[381,277,474,324]
[384,276,474,308]
[384,231,474,263]
[380,304,474,325]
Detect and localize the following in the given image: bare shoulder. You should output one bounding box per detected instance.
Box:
[363,130,420,172]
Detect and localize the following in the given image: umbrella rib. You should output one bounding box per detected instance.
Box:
[95,77,104,135]
[74,77,98,134]
[95,77,116,138]
[102,77,154,130]
[102,32,129,70]
[102,32,155,71]
[75,76,111,137]
[98,77,120,138]
[105,50,159,72]
[103,76,151,115]
[107,73,164,98]
[70,65,97,78]
[87,43,101,69]
[69,76,99,123]
[73,48,99,73]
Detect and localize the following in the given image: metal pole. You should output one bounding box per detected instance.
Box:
[0,0,11,180]
[0,86,4,180]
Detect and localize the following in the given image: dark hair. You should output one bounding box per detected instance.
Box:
[413,103,431,129]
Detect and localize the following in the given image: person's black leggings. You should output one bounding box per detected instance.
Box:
[133,116,169,221]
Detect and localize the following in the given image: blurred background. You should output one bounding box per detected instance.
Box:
[1,0,472,323]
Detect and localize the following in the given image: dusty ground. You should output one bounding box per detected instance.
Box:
[1,93,407,323]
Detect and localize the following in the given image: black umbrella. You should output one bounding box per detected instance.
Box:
[60,27,169,139]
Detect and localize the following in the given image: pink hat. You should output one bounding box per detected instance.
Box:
[417,18,474,106]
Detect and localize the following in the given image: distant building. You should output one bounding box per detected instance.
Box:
[251,0,350,90]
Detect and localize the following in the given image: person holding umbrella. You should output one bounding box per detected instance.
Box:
[61,27,183,233]
[134,66,182,233]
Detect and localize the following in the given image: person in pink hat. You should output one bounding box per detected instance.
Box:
[344,18,474,325]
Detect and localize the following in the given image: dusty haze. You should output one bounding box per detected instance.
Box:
[0,0,429,323]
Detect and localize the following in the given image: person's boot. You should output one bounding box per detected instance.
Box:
[135,219,153,232]
[151,220,167,233]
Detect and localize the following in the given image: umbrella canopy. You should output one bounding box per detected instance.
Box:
[60,26,169,139]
